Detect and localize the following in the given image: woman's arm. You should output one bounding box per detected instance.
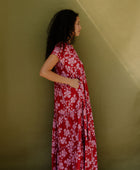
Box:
[39,54,79,88]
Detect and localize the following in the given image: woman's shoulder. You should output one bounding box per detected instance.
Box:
[55,41,72,51]
[56,41,72,47]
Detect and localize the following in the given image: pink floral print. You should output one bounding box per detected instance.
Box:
[51,42,98,170]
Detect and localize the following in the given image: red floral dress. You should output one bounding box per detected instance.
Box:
[51,42,98,170]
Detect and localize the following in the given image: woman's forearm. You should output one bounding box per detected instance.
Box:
[40,70,72,85]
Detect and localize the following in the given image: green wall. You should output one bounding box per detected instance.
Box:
[1,0,140,169]
[75,0,140,169]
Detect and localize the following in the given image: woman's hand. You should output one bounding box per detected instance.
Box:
[69,78,80,89]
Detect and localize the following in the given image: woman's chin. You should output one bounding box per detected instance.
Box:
[75,33,80,37]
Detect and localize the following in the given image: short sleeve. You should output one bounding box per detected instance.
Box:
[51,42,66,64]
[51,42,73,74]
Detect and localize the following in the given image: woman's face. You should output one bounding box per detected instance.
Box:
[74,16,82,37]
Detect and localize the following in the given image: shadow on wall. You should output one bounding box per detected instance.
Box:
[1,0,140,169]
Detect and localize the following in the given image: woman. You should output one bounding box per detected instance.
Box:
[40,9,98,170]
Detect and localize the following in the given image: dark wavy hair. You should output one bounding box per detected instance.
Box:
[45,9,79,61]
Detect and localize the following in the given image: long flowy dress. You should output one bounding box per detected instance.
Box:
[51,42,98,170]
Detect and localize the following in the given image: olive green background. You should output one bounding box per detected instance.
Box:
[1,0,140,169]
